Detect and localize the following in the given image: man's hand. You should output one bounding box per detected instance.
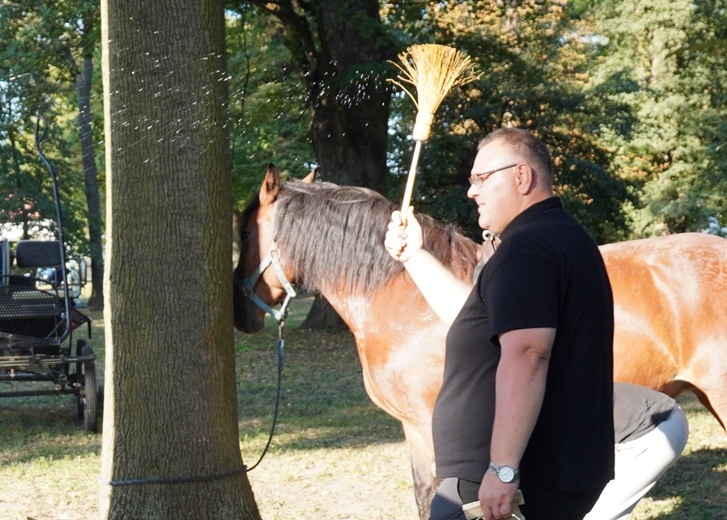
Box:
[384,207,423,263]
[478,471,518,520]
[383,205,472,325]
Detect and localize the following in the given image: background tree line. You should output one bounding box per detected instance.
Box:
[2,0,726,292]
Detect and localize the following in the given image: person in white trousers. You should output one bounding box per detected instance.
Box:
[585,382,689,520]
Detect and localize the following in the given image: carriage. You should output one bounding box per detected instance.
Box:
[0,119,98,432]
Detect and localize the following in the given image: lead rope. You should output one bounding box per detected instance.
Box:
[245,319,285,472]
[104,243,292,485]
[233,228,297,472]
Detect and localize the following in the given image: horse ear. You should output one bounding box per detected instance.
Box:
[260,162,281,205]
[302,166,318,184]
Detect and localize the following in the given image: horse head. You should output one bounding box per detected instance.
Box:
[233,163,314,333]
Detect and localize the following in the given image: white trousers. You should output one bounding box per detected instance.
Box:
[583,406,689,520]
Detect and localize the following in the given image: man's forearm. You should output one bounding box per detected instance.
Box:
[403,249,472,326]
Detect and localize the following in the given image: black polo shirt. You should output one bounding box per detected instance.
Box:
[433,197,615,491]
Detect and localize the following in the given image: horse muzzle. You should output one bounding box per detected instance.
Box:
[233,282,266,334]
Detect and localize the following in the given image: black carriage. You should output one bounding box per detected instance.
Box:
[0,119,98,432]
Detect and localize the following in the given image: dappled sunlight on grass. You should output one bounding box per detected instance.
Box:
[240,406,403,455]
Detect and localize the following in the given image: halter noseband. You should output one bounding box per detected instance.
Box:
[235,242,297,324]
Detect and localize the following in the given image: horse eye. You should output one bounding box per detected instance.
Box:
[241,231,251,241]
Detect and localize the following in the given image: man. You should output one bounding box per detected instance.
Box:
[385,128,615,519]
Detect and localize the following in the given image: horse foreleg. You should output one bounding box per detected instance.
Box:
[401,422,437,520]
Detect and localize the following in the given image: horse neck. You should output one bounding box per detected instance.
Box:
[275,183,479,332]
[314,274,417,336]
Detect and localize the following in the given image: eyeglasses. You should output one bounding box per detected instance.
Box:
[468,163,519,188]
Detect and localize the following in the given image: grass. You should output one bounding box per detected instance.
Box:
[1,297,725,519]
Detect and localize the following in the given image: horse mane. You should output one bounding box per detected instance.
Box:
[273,180,479,295]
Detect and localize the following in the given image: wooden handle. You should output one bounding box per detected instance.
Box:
[400,140,423,223]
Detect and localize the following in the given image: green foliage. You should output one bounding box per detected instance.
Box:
[226,6,316,211]
[3,0,726,244]
[0,1,98,253]
[587,0,727,236]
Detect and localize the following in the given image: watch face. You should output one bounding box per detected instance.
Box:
[499,466,515,482]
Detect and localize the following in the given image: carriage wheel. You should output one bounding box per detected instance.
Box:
[76,339,86,394]
[75,339,87,420]
[79,345,99,433]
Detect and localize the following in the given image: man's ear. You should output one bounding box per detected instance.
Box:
[516,163,536,194]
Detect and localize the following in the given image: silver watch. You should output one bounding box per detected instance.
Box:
[489,461,519,483]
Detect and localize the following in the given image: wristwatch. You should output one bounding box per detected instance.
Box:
[489,461,519,483]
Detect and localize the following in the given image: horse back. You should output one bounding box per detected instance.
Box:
[600,233,727,393]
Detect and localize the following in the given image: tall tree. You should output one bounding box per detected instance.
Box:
[0,1,106,307]
[226,6,315,210]
[71,1,105,309]
[585,0,727,236]
[235,0,395,192]
[99,1,259,518]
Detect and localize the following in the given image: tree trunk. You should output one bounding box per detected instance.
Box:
[75,50,105,310]
[300,293,345,330]
[307,1,392,192]
[99,1,260,518]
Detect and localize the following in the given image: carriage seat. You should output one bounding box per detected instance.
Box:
[15,240,62,270]
[0,240,64,340]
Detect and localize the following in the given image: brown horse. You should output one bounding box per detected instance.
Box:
[234,165,727,519]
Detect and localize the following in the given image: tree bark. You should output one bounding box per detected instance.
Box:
[99,1,260,518]
[252,0,393,191]
[307,0,392,192]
